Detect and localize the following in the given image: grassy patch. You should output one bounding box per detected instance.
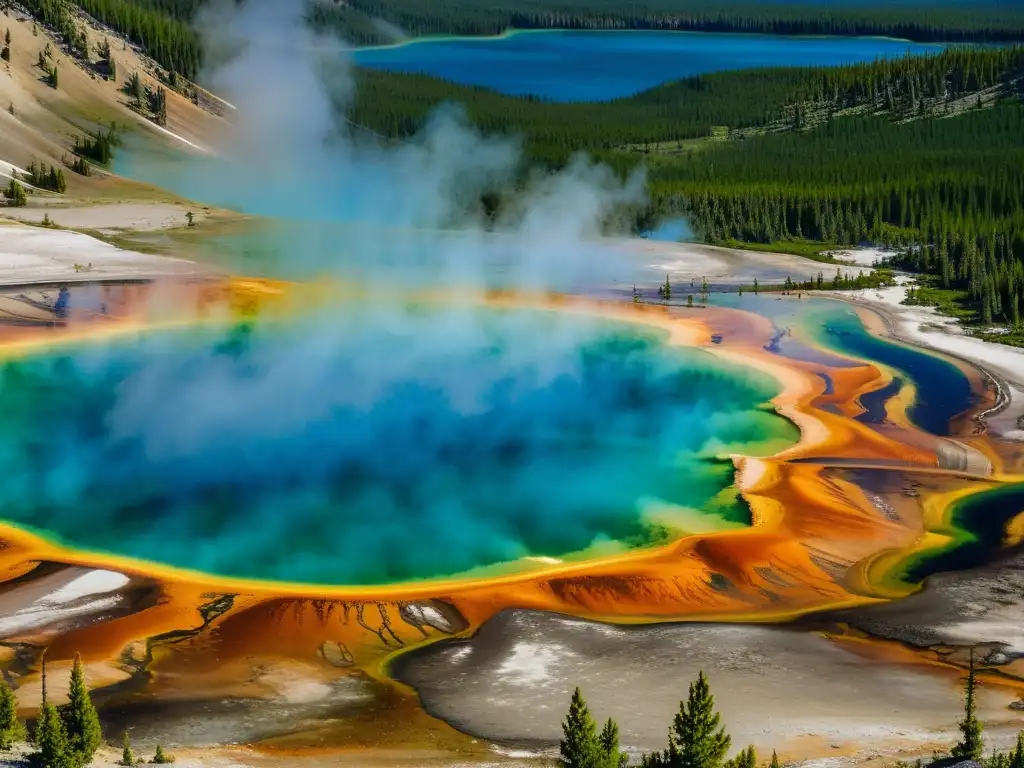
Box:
[901,275,1024,347]
[903,277,978,323]
[720,238,844,265]
[975,329,1024,348]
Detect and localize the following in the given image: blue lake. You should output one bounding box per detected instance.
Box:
[353,30,946,101]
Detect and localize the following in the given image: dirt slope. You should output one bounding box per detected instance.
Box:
[0,3,222,202]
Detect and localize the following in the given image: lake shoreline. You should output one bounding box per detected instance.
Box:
[821,283,1024,440]
[351,29,947,101]
[351,26,935,54]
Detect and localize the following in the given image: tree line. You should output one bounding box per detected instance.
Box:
[349,46,1024,159]
[21,0,199,78]
[0,653,175,766]
[22,0,1024,78]
[21,160,68,192]
[349,49,1024,322]
[658,103,1024,326]
[350,49,1024,322]
[560,656,1023,768]
[321,0,1024,45]
[348,47,1024,326]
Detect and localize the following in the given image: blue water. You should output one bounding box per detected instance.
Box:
[354,30,946,101]
[708,295,974,436]
[806,302,974,436]
[0,308,796,585]
[642,218,696,243]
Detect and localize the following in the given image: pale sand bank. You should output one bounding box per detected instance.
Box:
[1,203,209,232]
[0,744,534,768]
[828,247,899,268]
[0,224,212,285]
[622,240,836,285]
[397,610,1024,764]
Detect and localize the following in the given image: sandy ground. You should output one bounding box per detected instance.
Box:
[0,744,539,768]
[1,202,210,232]
[396,610,1024,765]
[0,4,220,172]
[624,240,842,286]
[839,550,1024,657]
[0,223,213,284]
[828,248,900,268]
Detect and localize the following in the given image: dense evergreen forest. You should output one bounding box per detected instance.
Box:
[321,0,1024,46]
[351,47,1024,327]
[351,47,1024,159]
[666,106,1024,322]
[20,0,200,76]
[18,0,1024,78]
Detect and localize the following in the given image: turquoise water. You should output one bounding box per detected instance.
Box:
[642,218,696,243]
[805,302,974,436]
[353,30,945,101]
[0,308,795,585]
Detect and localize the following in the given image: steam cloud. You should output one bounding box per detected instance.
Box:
[190,0,646,290]
[0,0,793,586]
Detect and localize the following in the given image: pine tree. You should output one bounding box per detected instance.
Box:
[5,180,27,207]
[663,274,672,302]
[1009,732,1024,768]
[665,671,731,768]
[952,652,984,761]
[126,71,142,104]
[33,703,73,768]
[599,718,624,768]
[560,687,601,768]
[770,750,781,768]
[61,654,102,767]
[726,746,757,768]
[153,744,175,764]
[0,679,20,750]
[120,731,135,766]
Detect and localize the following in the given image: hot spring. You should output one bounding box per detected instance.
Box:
[0,304,796,586]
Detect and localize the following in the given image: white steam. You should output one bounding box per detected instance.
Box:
[192,0,646,291]
[0,0,734,588]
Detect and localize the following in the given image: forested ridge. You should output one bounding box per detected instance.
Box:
[324,0,1024,46]
[351,47,1024,157]
[16,0,1024,78]
[351,48,1024,326]
[19,0,200,77]
[668,106,1024,320]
